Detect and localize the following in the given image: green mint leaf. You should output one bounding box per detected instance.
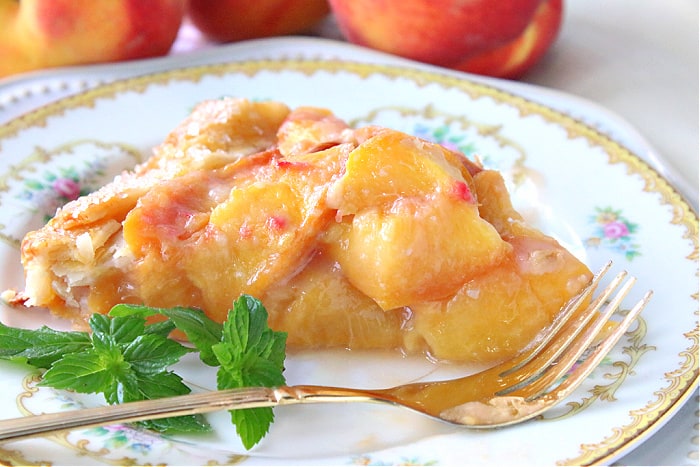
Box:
[264,331,287,370]
[152,307,223,367]
[134,372,210,433]
[90,313,145,346]
[109,304,223,366]
[0,321,90,369]
[214,295,287,449]
[231,407,275,451]
[136,371,190,400]
[103,371,140,406]
[215,356,285,390]
[216,357,278,450]
[144,320,177,337]
[242,356,287,388]
[139,412,211,433]
[39,350,115,393]
[122,334,192,376]
[234,296,286,368]
[107,303,157,319]
[108,304,178,338]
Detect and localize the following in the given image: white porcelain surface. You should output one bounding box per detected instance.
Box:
[0,55,696,466]
[0,3,697,463]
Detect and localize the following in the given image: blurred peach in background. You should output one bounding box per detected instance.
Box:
[0,0,561,80]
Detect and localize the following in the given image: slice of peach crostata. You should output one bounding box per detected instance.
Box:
[15,98,592,364]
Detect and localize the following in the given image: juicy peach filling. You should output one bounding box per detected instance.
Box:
[18,98,592,364]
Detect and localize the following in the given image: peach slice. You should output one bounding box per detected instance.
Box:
[327,129,472,215]
[325,130,509,309]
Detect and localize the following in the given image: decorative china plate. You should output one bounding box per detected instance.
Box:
[0,60,696,466]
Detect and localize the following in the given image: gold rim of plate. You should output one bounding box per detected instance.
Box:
[0,59,697,466]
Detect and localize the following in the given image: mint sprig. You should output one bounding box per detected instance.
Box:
[0,295,288,448]
[214,295,287,449]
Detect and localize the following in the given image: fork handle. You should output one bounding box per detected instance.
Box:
[0,385,377,443]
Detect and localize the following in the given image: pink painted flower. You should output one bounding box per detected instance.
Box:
[52,178,81,200]
[440,141,460,152]
[603,220,629,239]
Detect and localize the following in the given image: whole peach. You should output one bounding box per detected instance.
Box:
[0,0,185,78]
[329,0,562,78]
[454,0,562,78]
[186,0,330,43]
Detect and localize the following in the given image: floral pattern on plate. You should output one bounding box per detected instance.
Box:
[586,206,642,261]
[0,141,143,247]
[0,60,695,466]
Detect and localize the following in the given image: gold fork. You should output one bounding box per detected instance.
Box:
[0,262,652,442]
